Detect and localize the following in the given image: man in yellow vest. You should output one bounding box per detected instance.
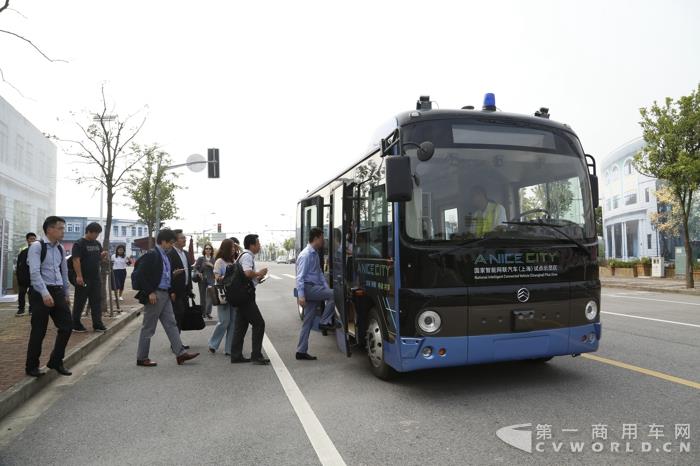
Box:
[467,186,507,236]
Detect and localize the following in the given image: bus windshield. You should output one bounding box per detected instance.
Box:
[401,120,595,243]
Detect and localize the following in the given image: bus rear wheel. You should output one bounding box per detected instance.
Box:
[366,308,397,380]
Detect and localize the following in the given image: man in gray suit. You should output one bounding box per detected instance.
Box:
[133,229,199,367]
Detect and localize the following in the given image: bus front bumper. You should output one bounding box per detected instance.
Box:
[392,323,601,372]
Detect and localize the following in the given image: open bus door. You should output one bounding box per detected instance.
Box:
[297,195,325,320]
[332,183,352,357]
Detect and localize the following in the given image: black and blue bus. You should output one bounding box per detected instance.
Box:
[296,95,601,379]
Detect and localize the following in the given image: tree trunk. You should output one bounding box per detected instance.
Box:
[102,191,114,315]
[682,213,694,288]
[148,225,154,249]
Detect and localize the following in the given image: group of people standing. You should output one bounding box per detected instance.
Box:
[134,230,270,366]
[18,215,339,379]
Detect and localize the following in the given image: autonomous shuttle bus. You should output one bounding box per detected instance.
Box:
[296,95,601,379]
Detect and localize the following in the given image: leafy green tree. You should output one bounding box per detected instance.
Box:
[520,180,574,219]
[127,145,181,248]
[283,237,295,252]
[634,84,700,288]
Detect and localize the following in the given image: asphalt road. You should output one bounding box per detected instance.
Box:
[1,263,698,465]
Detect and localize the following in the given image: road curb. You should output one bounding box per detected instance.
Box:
[603,283,700,296]
[0,306,142,421]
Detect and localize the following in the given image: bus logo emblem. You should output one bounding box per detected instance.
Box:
[517,288,530,302]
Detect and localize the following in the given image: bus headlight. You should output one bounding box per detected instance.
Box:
[585,301,598,321]
[417,310,442,335]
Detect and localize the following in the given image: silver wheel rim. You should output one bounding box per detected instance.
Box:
[366,318,383,368]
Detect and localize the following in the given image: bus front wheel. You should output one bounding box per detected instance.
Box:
[366,308,397,380]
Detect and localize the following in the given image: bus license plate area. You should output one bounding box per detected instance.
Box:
[512,309,536,332]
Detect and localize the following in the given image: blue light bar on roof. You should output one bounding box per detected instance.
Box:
[483,93,496,111]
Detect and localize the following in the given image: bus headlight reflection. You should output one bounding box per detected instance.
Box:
[417,310,442,335]
[585,301,598,321]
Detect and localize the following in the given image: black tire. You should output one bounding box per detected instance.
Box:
[366,307,397,380]
[528,356,554,363]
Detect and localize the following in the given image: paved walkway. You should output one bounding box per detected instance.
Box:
[0,272,140,393]
[601,275,700,295]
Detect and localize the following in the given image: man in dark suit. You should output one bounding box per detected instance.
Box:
[133,228,199,367]
[167,229,193,332]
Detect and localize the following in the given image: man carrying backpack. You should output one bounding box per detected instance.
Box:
[15,232,37,317]
[25,216,73,377]
[71,222,108,333]
[230,234,270,365]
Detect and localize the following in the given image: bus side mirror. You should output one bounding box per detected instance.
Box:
[385,156,413,202]
[589,174,599,209]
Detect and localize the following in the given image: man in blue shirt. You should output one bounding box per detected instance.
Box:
[25,216,73,377]
[295,227,339,360]
[134,229,199,367]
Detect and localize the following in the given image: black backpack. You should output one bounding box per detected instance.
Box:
[15,249,30,286]
[223,252,254,306]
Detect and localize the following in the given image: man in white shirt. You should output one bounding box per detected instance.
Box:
[230,234,270,365]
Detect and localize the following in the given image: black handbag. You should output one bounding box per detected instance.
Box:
[181,296,206,331]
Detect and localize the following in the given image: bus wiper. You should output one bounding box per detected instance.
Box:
[502,221,590,256]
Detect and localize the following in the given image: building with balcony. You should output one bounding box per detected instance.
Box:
[601,138,681,260]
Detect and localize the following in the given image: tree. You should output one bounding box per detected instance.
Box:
[649,185,700,239]
[127,145,181,249]
[634,84,700,288]
[282,237,295,252]
[0,1,67,97]
[520,180,574,219]
[57,86,147,312]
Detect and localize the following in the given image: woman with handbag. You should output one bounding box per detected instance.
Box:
[194,243,216,319]
[207,238,239,355]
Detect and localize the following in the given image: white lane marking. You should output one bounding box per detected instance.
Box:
[602,311,700,328]
[268,274,282,280]
[604,294,700,307]
[283,274,296,279]
[262,335,346,466]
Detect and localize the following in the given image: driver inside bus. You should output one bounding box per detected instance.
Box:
[466,186,507,236]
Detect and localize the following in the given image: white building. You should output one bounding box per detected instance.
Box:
[0,95,57,296]
[601,138,667,260]
[88,217,149,258]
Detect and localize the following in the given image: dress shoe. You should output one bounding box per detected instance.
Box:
[208,347,215,354]
[296,352,317,360]
[47,362,72,376]
[230,356,251,363]
[176,352,200,365]
[25,367,45,377]
[319,322,342,331]
[137,359,157,367]
[183,345,190,350]
[252,357,271,365]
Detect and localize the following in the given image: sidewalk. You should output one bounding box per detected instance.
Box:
[0,271,142,420]
[601,275,700,296]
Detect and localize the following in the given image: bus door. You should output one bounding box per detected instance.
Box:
[332,183,352,356]
[300,195,324,262]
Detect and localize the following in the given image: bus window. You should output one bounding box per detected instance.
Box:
[518,176,586,226]
[303,205,317,245]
